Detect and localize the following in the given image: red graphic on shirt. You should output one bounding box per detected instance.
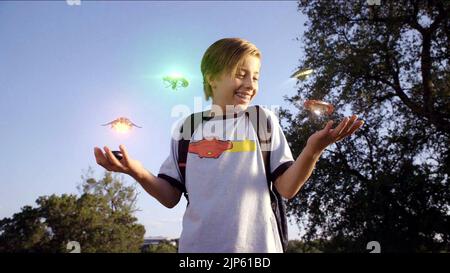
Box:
[188,138,233,158]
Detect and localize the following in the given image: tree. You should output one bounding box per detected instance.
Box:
[0,171,145,252]
[287,239,324,253]
[282,0,449,252]
[141,240,178,253]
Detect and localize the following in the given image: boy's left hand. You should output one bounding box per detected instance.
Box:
[306,115,364,154]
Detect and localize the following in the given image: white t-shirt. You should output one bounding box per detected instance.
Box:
[158,106,294,253]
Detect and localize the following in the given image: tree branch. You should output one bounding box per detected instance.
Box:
[383,42,450,134]
[334,143,370,184]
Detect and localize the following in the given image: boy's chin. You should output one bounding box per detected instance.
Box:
[226,102,250,112]
[234,103,249,111]
[233,98,251,109]
[220,101,251,114]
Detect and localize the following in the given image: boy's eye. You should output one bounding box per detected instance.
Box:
[235,73,258,81]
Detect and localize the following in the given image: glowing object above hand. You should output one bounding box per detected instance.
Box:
[291,68,314,80]
[304,100,334,116]
[101,117,142,134]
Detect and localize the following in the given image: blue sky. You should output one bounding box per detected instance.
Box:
[0,1,307,239]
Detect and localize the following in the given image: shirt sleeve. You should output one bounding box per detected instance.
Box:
[157,119,186,193]
[263,107,295,183]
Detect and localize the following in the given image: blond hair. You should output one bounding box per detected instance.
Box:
[200,38,261,101]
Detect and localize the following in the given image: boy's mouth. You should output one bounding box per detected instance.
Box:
[234,90,252,103]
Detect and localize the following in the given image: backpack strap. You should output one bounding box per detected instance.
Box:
[177,110,212,202]
[247,105,272,182]
[247,105,289,253]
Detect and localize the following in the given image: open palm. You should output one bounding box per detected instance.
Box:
[94,145,144,178]
[307,115,364,153]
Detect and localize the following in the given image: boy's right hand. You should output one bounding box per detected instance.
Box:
[94,144,145,179]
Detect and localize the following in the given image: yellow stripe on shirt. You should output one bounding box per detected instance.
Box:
[227,140,256,152]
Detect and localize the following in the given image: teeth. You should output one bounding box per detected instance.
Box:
[236,93,249,100]
[235,92,250,101]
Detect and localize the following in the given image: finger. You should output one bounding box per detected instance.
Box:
[330,117,349,138]
[119,144,130,163]
[335,115,357,139]
[103,146,123,169]
[336,120,364,141]
[346,119,364,136]
[323,120,334,132]
[94,147,111,167]
[341,115,357,135]
[94,147,117,171]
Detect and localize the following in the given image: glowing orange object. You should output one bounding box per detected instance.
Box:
[102,117,142,134]
[304,100,334,116]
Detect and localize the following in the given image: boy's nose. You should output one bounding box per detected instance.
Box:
[243,77,256,90]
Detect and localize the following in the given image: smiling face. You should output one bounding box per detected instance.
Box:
[208,55,261,113]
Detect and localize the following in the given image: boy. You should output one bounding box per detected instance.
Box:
[94,38,364,253]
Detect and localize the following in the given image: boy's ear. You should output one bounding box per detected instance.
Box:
[206,74,213,85]
[206,74,216,89]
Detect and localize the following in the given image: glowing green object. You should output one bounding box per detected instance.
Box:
[163,72,189,91]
